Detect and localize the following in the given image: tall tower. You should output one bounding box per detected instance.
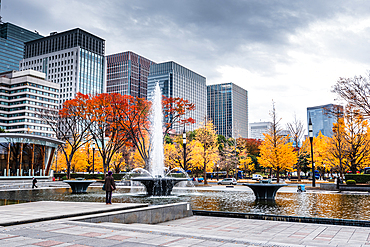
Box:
[207,83,248,138]
[147,61,207,132]
[106,51,155,99]
[19,28,105,106]
[307,104,343,137]
[0,22,43,73]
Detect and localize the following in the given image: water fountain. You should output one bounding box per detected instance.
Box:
[63,178,96,193]
[131,82,187,196]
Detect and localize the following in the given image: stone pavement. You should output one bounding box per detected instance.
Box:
[0,201,147,226]
[0,215,369,246]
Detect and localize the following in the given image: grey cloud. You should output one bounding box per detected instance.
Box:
[3,0,369,120]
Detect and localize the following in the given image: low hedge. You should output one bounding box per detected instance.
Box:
[346,180,356,185]
[54,173,125,180]
[345,174,370,183]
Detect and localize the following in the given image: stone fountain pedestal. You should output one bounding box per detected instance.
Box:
[63,179,96,193]
[132,177,188,196]
[243,183,287,200]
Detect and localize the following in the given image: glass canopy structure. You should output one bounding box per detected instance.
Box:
[0,133,63,177]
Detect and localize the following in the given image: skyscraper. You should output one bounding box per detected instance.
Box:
[207,83,248,138]
[307,104,343,137]
[0,22,43,73]
[147,61,206,132]
[106,51,155,99]
[19,28,105,105]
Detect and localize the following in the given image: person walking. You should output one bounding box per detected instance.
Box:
[104,171,116,204]
[32,177,38,189]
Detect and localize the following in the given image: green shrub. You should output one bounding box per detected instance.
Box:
[345,174,370,183]
[346,180,356,185]
[61,176,67,180]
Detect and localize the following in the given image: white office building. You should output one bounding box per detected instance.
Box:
[0,70,59,137]
[249,122,272,140]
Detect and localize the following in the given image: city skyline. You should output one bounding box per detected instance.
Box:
[3,1,369,129]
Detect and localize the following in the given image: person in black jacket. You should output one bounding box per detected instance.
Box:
[32,177,38,189]
[104,171,116,204]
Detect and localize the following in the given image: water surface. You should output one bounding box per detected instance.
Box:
[0,187,369,220]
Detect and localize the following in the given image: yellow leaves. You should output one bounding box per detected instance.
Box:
[163,143,182,169]
[188,140,218,172]
[239,156,254,173]
[53,141,104,173]
[131,149,145,169]
[193,121,220,176]
[258,134,297,172]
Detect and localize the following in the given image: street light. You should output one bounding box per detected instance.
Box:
[92,142,96,174]
[308,115,315,187]
[183,126,186,171]
[216,163,219,181]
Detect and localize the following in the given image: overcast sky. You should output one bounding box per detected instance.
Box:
[3,0,370,131]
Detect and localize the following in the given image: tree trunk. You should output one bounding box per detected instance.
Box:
[67,161,71,179]
[203,162,208,185]
[276,167,280,183]
[297,165,301,181]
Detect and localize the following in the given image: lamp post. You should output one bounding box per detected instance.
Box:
[183,126,186,171]
[216,163,219,181]
[92,142,95,174]
[234,139,238,180]
[308,116,315,187]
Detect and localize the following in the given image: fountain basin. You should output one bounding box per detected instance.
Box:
[132,177,188,196]
[243,183,287,200]
[63,180,96,193]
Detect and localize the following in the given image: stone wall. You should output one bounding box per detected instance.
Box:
[74,202,192,224]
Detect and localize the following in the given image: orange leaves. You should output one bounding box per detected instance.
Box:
[162,96,196,134]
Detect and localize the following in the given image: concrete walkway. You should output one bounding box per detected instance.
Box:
[0,215,369,246]
[0,201,147,226]
[0,201,369,246]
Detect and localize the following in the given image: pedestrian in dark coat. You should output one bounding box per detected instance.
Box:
[32,177,38,189]
[104,171,116,204]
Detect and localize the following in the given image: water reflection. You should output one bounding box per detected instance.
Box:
[0,187,369,220]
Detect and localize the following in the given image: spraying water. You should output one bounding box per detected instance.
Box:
[149,82,164,177]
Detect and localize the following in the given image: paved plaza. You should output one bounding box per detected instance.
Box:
[0,201,147,226]
[0,201,369,246]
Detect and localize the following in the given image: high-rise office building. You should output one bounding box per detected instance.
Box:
[0,22,43,73]
[249,122,272,140]
[307,104,343,137]
[147,61,206,132]
[207,83,248,138]
[0,70,59,137]
[106,51,155,99]
[19,28,105,105]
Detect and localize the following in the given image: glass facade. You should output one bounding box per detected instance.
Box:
[0,23,43,73]
[148,61,206,132]
[106,51,154,99]
[307,104,343,137]
[0,134,63,177]
[79,48,104,95]
[207,83,248,138]
[20,28,105,106]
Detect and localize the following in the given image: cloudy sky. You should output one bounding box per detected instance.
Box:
[3,0,370,130]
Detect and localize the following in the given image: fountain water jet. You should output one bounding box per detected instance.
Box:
[131,82,187,196]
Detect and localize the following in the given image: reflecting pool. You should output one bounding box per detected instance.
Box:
[0,186,369,221]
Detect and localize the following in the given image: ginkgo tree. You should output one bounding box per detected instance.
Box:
[258,102,297,183]
[192,121,219,185]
